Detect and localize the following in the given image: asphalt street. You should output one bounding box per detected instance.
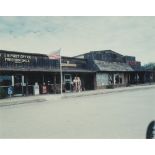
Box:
[0,86,155,138]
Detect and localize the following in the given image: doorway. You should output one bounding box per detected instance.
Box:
[64,74,72,92]
[14,74,24,96]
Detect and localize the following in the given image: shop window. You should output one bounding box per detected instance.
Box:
[0,75,12,86]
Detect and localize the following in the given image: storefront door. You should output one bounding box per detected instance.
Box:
[14,74,24,96]
[64,74,72,92]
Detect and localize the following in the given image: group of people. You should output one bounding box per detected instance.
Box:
[72,76,82,92]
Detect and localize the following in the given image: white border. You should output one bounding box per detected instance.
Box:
[0,0,155,16]
[1,0,155,155]
[0,139,155,155]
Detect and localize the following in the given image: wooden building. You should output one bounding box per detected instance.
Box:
[0,49,154,97]
[0,50,95,97]
[0,50,61,96]
[75,50,153,89]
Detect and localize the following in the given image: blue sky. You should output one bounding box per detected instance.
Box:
[0,16,155,64]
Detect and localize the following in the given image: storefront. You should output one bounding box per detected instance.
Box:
[62,71,95,92]
[61,56,96,92]
[0,50,61,97]
[0,49,154,98]
[0,50,95,97]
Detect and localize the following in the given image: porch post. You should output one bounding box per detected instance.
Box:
[128,73,130,84]
[54,73,56,94]
[136,73,138,84]
[42,74,44,84]
[25,75,28,96]
[11,75,14,86]
[22,75,24,96]
[113,73,115,85]
[93,73,97,90]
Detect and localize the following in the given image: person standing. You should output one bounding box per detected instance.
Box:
[73,77,77,92]
[77,77,81,92]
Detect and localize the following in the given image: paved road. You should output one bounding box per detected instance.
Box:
[0,87,155,138]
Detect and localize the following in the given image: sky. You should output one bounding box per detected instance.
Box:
[0,16,155,64]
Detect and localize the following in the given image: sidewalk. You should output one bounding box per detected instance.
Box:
[62,83,155,98]
[0,83,155,107]
[0,94,61,107]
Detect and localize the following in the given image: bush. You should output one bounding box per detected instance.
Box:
[0,87,7,99]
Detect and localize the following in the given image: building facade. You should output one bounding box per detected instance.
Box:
[0,50,60,96]
[75,50,154,89]
[0,49,154,98]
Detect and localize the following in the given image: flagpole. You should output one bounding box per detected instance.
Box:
[48,48,62,95]
[60,48,63,95]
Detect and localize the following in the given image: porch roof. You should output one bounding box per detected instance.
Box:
[94,60,134,72]
[62,68,94,73]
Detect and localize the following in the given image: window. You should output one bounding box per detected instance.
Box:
[115,75,119,84]
[0,75,12,86]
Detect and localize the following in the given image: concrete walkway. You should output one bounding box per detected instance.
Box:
[0,83,155,107]
[63,83,155,98]
[0,94,61,107]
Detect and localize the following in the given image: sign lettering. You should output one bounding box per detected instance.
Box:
[2,53,31,64]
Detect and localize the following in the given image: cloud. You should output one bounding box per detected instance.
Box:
[0,16,155,64]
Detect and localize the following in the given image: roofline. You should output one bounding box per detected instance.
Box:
[0,49,48,57]
[90,50,124,56]
[74,49,125,57]
[73,53,88,58]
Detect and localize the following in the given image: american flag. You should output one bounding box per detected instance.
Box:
[49,49,61,59]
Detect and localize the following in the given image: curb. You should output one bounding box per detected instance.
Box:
[0,98,47,107]
[62,84,155,98]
